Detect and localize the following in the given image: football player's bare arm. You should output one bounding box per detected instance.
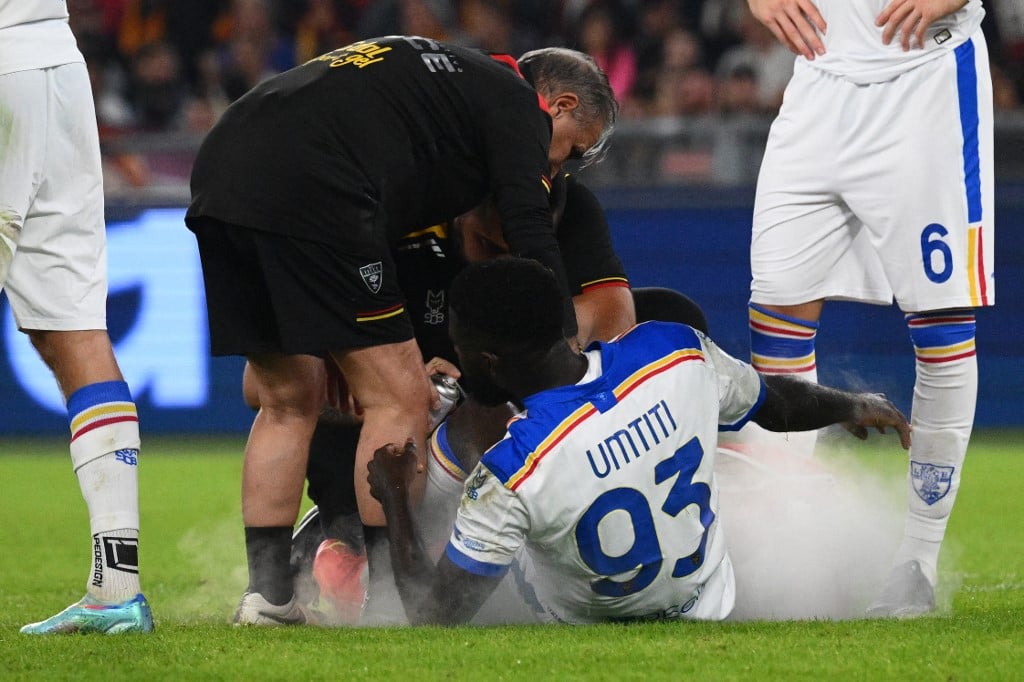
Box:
[753,375,912,449]
[367,440,501,624]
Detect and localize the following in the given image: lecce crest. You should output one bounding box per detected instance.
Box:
[359,262,383,293]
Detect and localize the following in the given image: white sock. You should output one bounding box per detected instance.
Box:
[68,381,143,602]
[894,311,977,585]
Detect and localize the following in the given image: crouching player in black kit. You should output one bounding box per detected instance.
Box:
[186,37,619,624]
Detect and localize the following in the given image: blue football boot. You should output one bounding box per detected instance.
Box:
[20,593,154,634]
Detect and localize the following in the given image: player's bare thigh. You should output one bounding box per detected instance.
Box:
[331,339,433,526]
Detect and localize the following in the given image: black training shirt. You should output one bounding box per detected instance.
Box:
[187,36,566,296]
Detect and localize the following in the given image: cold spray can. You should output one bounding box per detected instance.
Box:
[429,373,464,431]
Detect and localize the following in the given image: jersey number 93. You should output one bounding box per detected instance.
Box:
[574,437,714,597]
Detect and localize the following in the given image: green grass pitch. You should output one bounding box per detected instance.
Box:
[1,432,1022,680]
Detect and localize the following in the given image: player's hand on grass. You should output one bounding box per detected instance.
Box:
[843,393,912,449]
[748,0,827,60]
[368,439,419,503]
[876,0,968,51]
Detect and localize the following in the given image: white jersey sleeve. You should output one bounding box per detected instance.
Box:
[0,1,83,76]
[697,331,766,431]
[445,462,529,577]
[805,0,985,84]
[417,421,471,557]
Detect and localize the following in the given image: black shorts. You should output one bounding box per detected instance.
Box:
[190,218,413,356]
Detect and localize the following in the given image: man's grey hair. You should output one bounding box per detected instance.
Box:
[517,47,618,167]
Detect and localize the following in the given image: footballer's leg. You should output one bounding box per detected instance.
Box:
[745,301,823,458]
[12,64,152,635]
[863,34,993,616]
[19,330,153,635]
[330,341,432,623]
[234,352,324,626]
[867,310,977,617]
[331,340,432,527]
[300,414,368,623]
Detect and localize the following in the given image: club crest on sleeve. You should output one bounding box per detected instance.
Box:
[910,461,954,505]
[359,262,384,293]
[465,468,488,501]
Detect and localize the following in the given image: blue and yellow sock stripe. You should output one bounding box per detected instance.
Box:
[906,311,976,364]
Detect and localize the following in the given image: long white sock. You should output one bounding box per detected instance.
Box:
[894,311,977,585]
[68,380,143,602]
[746,303,819,457]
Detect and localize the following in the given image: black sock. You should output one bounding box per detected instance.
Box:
[323,512,366,552]
[362,525,390,593]
[244,526,294,605]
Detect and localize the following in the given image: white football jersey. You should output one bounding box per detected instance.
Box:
[0,0,83,76]
[446,322,765,623]
[807,0,985,84]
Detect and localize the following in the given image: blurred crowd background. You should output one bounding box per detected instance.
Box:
[71,0,1024,194]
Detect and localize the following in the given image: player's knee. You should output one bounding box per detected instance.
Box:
[258,378,324,420]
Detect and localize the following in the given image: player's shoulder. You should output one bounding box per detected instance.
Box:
[613,320,705,352]
[478,400,588,489]
[594,322,711,392]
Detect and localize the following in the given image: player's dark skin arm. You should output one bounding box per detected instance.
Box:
[753,374,912,449]
[367,440,502,626]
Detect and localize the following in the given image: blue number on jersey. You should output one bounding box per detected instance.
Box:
[574,437,714,596]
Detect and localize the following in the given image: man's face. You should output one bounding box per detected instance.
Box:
[546,94,605,175]
[450,313,518,407]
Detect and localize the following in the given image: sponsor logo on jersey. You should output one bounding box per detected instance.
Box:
[461,536,486,552]
[424,290,445,325]
[610,584,702,622]
[312,41,393,69]
[359,262,383,293]
[910,461,954,505]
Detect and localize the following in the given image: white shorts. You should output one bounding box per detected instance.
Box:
[750,30,995,313]
[0,63,108,331]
